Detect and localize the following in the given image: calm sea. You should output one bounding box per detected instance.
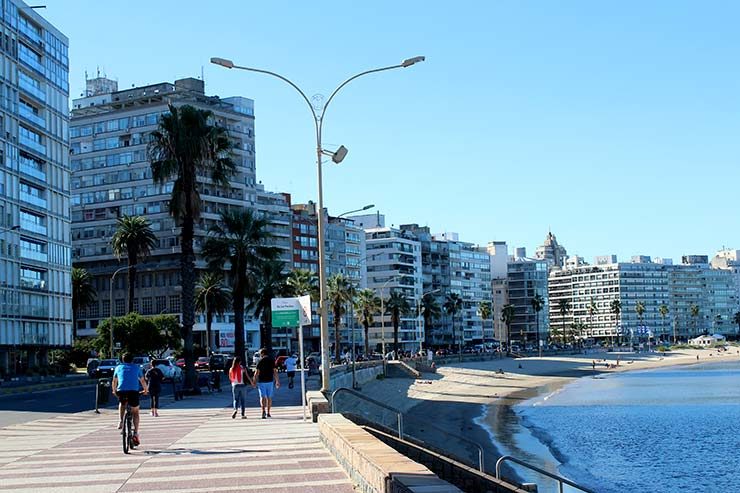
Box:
[484,360,740,493]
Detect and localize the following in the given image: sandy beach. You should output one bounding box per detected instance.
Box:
[359,347,740,474]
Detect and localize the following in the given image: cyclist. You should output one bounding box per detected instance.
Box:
[112,352,148,446]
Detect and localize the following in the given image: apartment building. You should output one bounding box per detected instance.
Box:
[507,254,549,347]
[0,1,70,374]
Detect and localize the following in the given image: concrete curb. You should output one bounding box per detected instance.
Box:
[0,378,96,396]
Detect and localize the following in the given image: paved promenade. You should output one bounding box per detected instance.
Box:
[0,375,355,493]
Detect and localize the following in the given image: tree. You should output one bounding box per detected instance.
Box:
[149,104,236,389]
[94,313,178,357]
[387,291,411,356]
[286,269,319,301]
[531,294,545,353]
[355,289,381,356]
[443,293,463,355]
[478,300,492,345]
[422,294,442,346]
[71,267,97,341]
[635,301,646,345]
[733,311,740,339]
[249,258,289,352]
[659,304,670,343]
[587,298,598,340]
[501,304,515,351]
[150,314,183,357]
[557,299,571,345]
[201,209,275,365]
[110,215,157,314]
[690,304,700,338]
[610,299,622,346]
[195,272,232,354]
[327,274,356,362]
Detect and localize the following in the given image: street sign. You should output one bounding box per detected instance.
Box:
[271,298,302,328]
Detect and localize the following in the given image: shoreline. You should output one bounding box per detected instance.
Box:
[359,347,740,480]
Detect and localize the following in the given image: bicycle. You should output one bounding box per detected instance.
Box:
[121,400,135,454]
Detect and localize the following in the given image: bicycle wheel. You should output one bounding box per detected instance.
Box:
[122,409,131,454]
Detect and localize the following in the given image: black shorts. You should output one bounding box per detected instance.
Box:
[287,371,295,378]
[117,390,140,408]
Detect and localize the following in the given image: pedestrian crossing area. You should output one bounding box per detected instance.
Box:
[0,405,355,492]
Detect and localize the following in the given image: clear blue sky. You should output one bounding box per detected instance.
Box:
[43,0,740,262]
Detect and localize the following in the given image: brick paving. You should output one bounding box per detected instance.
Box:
[0,373,355,493]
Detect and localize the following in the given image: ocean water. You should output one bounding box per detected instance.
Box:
[498,360,740,493]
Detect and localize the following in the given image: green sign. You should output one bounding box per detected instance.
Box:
[272,309,299,328]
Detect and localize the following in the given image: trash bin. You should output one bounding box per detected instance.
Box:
[96,378,111,407]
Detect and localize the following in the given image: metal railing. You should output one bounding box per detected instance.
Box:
[495,456,596,493]
[331,387,485,472]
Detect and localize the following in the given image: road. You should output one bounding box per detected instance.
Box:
[0,379,180,428]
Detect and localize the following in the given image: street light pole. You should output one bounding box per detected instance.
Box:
[109,266,128,358]
[211,56,425,392]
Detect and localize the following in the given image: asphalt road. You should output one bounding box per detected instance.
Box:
[0,380,180,428]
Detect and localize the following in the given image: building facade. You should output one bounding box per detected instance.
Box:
[506,256,549,347]
[534,231,567,269]
[0,1,70,374]
[70,76,295,353]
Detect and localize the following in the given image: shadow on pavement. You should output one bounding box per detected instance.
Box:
[145,448,267,455]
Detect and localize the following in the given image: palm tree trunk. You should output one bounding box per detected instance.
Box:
[393,318,399,356]
[206,311,212,355]
[233,280,245,362]
[181,210,196,389]
[334,316,341,363]
[364,321,370,357]
[127,258,136,315]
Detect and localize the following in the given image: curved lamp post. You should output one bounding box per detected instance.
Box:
[211,56,425,391]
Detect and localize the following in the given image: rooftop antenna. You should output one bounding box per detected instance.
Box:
[201,65,205,82]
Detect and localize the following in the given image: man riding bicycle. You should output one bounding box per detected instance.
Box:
[112,352,148,445]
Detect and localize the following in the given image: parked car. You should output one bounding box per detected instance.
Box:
[209,354,226,371]
[132,356,150,370]
[96,359,119,378]
[151,358,183,382]
[195,356,210,371]
[175,358,185,368]
[86,359,100,378]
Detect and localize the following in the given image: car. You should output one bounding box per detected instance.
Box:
[132,356,150,370]
[209,354,226,371]
[86,359,100,378]
[96,359,119,378]
[175,358,185,368]
[195,356,210,371]
[151,358,183,382]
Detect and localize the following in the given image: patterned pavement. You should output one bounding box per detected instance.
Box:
[0,375,355,493]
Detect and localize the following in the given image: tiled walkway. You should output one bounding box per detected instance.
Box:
[0,376,355,493]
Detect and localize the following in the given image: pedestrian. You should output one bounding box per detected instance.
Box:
[229,357,252,419]
[592,360,596,370]
[145,362,164,417]
[253,348,280,419]
[285,353,298,389]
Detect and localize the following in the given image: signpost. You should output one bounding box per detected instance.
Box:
[271,296,312,421]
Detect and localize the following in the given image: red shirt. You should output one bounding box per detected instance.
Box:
[229,365,246,385]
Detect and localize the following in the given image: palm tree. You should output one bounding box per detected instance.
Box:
[501,304,516,351]
[355,289,381,356]
[421,294,442,347]
[149,104,236,388]
[733,311,740,340]
[286,269,319,301]
[659,304,670,343]
[443,293,463,355]
[478,300,492,344]
[587,298,597,340]
[635,301,646,345]
[110,215,157,314]
[71,267,97,341]
[387,291,411,356]
[557,299,571,346]
[201,209,275,365]
[531,294,545,353]
[690,304,700,337]
[610,299,622,347]
[249,259,289,352]
[195,272,232,354]
[327,274,355,362]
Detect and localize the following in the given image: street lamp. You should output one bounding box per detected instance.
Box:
[212,55,425,392]
[336,204,374,219]
[0,225,19,235]
[417,289,441,354]
[109,266,128,358]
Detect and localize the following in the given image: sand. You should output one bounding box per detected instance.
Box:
[359,347,740,474]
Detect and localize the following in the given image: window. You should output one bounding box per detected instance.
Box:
[142,298,152,315]
[169,295,180,313]
[156,296,166,313]
[115,299,125,316]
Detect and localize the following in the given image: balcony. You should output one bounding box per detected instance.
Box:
[20,218,46,235]
[21,305,49,318]
[18,22,43,47]
[19,76,46,102]
[18,49,45,75]
[21,248,48,263]
[19,160,46,181]
[19,134,46,156]
[19,105,45,129]
[20,277,46,291]
[20,191,46,209]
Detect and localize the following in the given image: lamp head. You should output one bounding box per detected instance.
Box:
[210,57,234,69]
[362,204,375,211]
[401,56,425,68]
[11,225,19,231]
[332,145,348,164]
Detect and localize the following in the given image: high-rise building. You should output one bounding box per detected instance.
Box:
[535,231,567,269]
[70,76,292,352]
[506,256,549,347]
[0,1,70,374]
[484,241,509,342]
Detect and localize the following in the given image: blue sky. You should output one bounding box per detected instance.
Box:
[43,1,740,262]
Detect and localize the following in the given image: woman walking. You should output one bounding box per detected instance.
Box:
[229,357,253,419]
[145,363,164,417]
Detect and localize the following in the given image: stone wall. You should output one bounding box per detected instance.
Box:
[329,361,384,391]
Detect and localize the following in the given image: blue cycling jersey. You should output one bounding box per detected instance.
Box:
[114,363,142,391]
